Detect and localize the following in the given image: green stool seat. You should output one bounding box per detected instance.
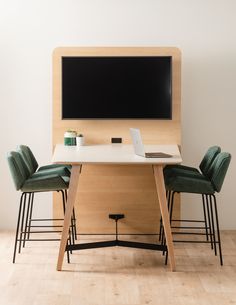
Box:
[34,166,70,178]
[38,163,72,172]
[164,166,204,186]
[166,175,214,194]
[21,174,69,192]
[164,164,200,176]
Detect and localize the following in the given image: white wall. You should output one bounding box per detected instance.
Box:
[0,0,235,229]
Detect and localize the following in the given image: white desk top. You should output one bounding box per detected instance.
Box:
[52,144,182,165]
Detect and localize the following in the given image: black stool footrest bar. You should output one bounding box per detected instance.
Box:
[171,226,209,229]
[17,238,61,241]
[30,218,64,221]
[173,240,219,243]
[171,219,205,223]
[172,231,208,235]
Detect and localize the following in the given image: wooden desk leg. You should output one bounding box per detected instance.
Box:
[57,165,81,271]
[153,165,176,272]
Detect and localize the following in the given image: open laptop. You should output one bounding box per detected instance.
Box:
[130,128,172,158]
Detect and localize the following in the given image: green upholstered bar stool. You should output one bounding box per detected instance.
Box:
[159,146,221,242]
[17,145,77,241]
[165,152,231,265]
[7,151,72,263]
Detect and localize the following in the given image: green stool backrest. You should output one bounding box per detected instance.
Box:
[7,151,30,190]
[199,146,221,177]
[17,145,38,175]
[208,152,231,192]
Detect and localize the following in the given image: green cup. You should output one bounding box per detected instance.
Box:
[64,131,77,146]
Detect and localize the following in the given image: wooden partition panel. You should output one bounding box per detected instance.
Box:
[53,47,181,234]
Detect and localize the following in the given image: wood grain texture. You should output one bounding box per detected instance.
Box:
[1,231,236,305]
[153,165,175,271]
[57,165,81,270]
[52,47,181,233]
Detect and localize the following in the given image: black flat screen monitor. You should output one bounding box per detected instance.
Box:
[62,56,172,119]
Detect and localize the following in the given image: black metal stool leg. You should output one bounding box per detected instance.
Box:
[209,195,217,256]
[72,208,77,240]
[164,191,175,264]
[27,193,34,240]
[202,194,209,241]
[65,189,77,241]
[62,190,74,246]
[23,192,32,247]
[161,190,172,246]
[61,190,71,263]
[158,219,163,241]
[13,193,25,263]
[165,250,168,265]
[64,190,75,244]
[159,190,169,241]
[169,191,175,224]
[212,194,223,265]
[163,191,175,256]
[160,190,171,242]
[18,192,27,254]
[205,194,214,249]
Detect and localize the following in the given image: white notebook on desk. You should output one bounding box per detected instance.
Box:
[129,128,172,158]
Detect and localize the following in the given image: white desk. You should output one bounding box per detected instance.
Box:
[52,144,182,271]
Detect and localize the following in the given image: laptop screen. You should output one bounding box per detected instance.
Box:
[130,128,145,157]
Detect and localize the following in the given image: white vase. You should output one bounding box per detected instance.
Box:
[76,136,84,146]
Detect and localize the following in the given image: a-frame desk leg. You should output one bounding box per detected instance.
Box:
[153,165,176,272]
[57,165,81,271]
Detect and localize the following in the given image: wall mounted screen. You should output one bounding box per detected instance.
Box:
[62,56,172,119]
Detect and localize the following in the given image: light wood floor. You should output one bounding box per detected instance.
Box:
[1,231,236,305]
